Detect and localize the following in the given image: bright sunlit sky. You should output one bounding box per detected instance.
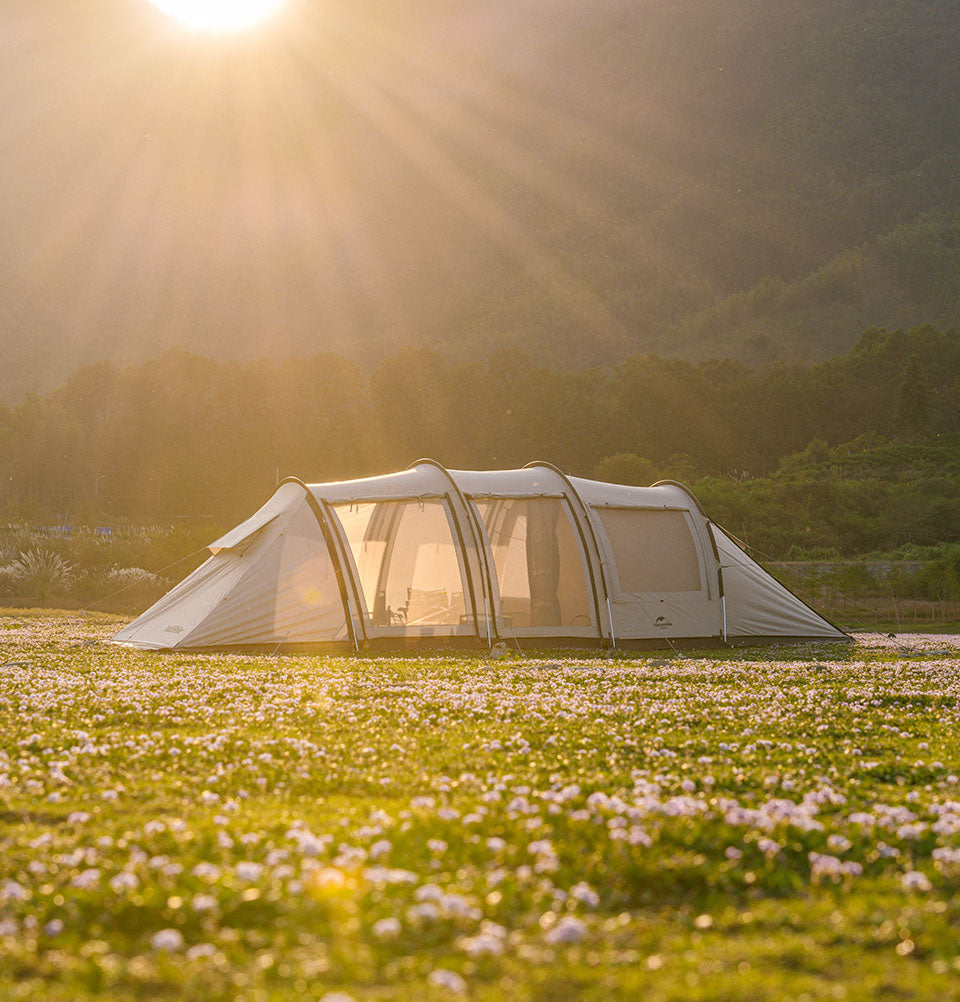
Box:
[4,0,770,403]
[4,0,688,402]
[147,0,286,32]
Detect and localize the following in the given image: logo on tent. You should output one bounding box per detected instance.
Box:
[654,616,672,629]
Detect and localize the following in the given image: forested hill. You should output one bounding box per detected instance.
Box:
[2,0,958,399]
[2,324,960,538]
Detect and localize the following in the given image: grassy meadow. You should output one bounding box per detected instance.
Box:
[2,611,960,1000]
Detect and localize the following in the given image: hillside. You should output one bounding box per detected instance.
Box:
[2,0,958,398]
[668,215,960,362]
[2,324,959,534]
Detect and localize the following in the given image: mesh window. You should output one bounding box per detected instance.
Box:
[334,501,469,628]
[473,498,591,629]
[596,507,702,594]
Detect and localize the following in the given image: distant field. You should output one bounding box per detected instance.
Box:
[770,561,960,633]
[2,613,960,1001]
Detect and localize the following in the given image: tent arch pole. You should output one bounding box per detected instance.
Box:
[651,479,709,516]
[523,461,612,647]
[279,477,363,651]
[319,497,370,648]
[705,522,727,643]
[409,458,494,647]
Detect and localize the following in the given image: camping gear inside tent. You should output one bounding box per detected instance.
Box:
[110,461,847,651]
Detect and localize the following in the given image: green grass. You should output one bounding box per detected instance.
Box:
[2,613,960,1000]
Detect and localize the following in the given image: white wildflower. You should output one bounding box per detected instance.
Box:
[427,969,467,994]
[71,868,101,890]
[545,915,587,945]
[368,839,391,860]
[569,882,600,908]
[901,871,932,892]
[372,917,402,940]
[235,861,262,882]
[1,881,28,902]
[109,872,138,893]
[151,928,185,951]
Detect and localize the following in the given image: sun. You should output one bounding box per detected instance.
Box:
[147,0,286,32]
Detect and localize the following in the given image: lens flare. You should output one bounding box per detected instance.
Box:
[148,0,286,32]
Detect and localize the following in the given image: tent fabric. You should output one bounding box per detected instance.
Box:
[183,499,347,648]
[334,498,473,636]
[595,508,702,594]
[111,463,848,650]
[207,482,300,554]
[111,484,348,649]
[711,525,843,639]
[474,497,594,634]
[569,475,722,642]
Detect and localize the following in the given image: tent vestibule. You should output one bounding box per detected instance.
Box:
[111,462,847,651]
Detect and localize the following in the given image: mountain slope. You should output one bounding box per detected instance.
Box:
[667,214,960,361]
[1,0,958,398]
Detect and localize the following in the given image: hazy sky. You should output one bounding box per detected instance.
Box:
[5,0,646,401]
[9,1,920,403]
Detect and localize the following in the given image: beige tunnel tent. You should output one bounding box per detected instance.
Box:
[110,461,847,651]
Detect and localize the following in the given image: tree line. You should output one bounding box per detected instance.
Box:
[1,324,958,551]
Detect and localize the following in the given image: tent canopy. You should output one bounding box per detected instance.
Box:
[111,461,847,651]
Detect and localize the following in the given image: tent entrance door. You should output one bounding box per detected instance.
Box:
[471,496,597,638]
[331,497,476,638]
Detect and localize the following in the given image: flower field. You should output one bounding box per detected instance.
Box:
[2,613,960,1000]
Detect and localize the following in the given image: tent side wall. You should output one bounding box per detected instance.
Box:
[522,462,612,643]
[712,525,847,640]
[110,482,355,650]
[409,460,496,645]
[309,464,489,643]
[449,466,605,642]
[181,497,351,648]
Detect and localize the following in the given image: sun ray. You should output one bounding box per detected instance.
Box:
[147,0,285,32]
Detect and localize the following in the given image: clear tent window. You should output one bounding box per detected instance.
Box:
[333,500,471,629]
[472,497,592,630]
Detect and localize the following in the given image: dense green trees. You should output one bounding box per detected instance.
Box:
[1,324,959,558]
[593,454,660,487]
